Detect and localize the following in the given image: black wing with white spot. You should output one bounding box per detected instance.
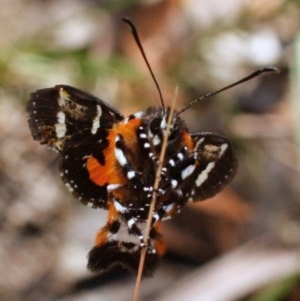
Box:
[27,85,124,151]
[27,85,124,208]
[183,132,237,201]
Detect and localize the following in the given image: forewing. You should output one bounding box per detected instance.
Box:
[27,85,123,151]
[185,132,237,201]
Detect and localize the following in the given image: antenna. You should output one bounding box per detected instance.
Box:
[177,66,279,115]
[122,17,165,111]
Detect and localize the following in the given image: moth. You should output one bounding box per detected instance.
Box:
[26,18,275,276]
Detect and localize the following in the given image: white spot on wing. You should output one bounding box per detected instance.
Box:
[194,137,205,150]
[86,201,94,208]
[55,111,67,138]
[115,147,127,166]
[65,182,74,192]
[114,136,127,167]
[58,88,69,106]
[91,105,102,134]
[219,143,228,157]
[195,162,215,187]
[181,164,196,180]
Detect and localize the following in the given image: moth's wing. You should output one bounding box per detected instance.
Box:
[59,130,112,208]
[183,132,237,201]
[27,85,123,151]
[27,85,124,208]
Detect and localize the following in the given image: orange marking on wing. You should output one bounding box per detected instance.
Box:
[182,130,194,150]
[154,238,166,256]
[95,203,120,246]
[115,117,141,149]
[153,223,167,256]
[94,227,109,247]
[107,202,119,223]
[86,118,142,187]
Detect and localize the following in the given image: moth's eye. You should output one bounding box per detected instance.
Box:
[149,117,161,133]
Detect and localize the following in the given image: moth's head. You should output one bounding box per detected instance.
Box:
[141,107,187,150]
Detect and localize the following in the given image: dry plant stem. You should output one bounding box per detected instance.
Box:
[132,89,178,301]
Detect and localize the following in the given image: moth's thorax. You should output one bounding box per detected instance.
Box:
[86,106,194,219]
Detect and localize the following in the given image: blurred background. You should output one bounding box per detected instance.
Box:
[0,0,300,300]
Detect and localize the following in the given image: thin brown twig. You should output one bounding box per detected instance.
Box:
[132,88,178,301]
